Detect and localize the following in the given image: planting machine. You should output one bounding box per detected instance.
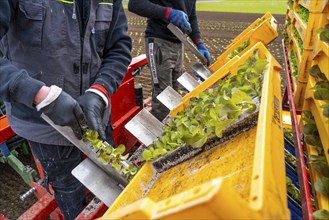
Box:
[1,6,328,219]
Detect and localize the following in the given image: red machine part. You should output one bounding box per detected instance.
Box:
[0,214,8,220]
[75,198,108,220]
[282,39,314,220]
[18,182,63,220]
[110,54,148,152]
[0,116,15,144]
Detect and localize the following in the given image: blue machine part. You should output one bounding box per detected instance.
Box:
[285,136,296,156]
[0,143,10,157]
[286,162,299,187]
[288,196,303,220]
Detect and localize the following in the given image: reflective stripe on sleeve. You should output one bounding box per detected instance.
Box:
[148,42,159,84]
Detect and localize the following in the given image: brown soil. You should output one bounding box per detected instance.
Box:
[0,148,38,220]
[0,10,286,219]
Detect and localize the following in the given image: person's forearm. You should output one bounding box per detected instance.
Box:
[188,5,201,44]
[0,0,45,107]
[128,0,167,19]
[94,2,132,96]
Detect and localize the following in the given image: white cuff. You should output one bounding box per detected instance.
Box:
[85,88,109,108]
[36,85,62,111]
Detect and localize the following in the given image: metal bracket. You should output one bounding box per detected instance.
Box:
[41,114,128,187]
[167,23,208,65]
[192,63,212,80]
[125,109,164,147]
[177,72,200,92]
[156,86,182,111]
[72,159,123,207]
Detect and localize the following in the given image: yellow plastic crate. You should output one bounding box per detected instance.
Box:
[288,42,300,82]
[282,110,293,129]
[304,141,329,212]
[298,50,313,82]
[297,0,329,13]
[294,81,308,111]
[304,77,329,163]
[176,42,280,115]
[290,36,312,83]
[291,35,302,67]
[301,115,329,212]
[285,8,293,26]
[225,12,277,49]
[208,14,278,72]
[293,8,328,49]
[100,42,289,219]
[285,25,293,44]
[287,8,294,21]
[312,35,329,81]
[292,75,298,95]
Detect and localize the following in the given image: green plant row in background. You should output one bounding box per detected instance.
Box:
[195,1,286,14]
[123,0,286,14]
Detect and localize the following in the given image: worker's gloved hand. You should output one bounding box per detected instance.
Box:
[37,85,87,139]
[77,91,107,141]
[197,42,211,66]
[167,8,192,34]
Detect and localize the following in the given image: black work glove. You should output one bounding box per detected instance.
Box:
[77,92,107,140]
[39,90,87,139]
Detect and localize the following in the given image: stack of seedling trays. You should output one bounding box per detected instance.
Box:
[284,0,329,219]
[284,0,329,110]
[284,128,315,220]
[208,12,278,72]
[302,59,329,218]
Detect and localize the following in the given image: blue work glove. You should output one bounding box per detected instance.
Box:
[167,8,192,34]
[197,42,211,66]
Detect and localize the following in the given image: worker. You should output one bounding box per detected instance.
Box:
[128,0,211,121]
[0,0,132,219]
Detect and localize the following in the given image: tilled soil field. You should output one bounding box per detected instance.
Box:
[0,11,286,219]
[128,11,286,98]
[0,148,38,220]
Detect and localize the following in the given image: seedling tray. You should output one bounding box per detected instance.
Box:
[100,43,289,220]
[152,106,259,173]
[209,12,278,73]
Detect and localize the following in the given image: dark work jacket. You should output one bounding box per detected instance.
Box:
[0,0,132,145]
[128,0,201,43]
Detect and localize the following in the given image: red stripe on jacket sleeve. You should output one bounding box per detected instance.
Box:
[90,84,109,98]
[165,8,171,20]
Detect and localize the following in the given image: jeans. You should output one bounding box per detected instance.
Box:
[29,141,86,220]
[145,37,184,121]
